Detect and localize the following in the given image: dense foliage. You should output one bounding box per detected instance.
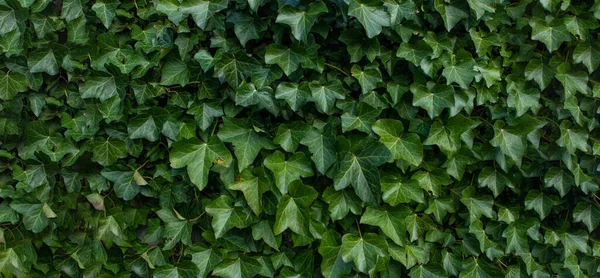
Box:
[1,0,600,277]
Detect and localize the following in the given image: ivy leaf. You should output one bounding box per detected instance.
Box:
[556,63,589,97]
[300,124,337,175]
[28,48,59,75]
[274,181,318,236]
[276,1,328,41]
[372,119,423,166]
[275,82,311,111]
[9,203,49,233]
[411,83,455,119]
[265,44,304,75]
[351,63,381,94]
[0,71,27,100]
[179,0,228,30]
[273,122,309,153]
[205,195,254,238]
[525,58,555,90]
[360,206,410,246]
[478,167,513,198]
[408,264,448,278]
[91,137,127,166]
[186,246,222,278]
[309,80,346,115]
[412,169,452,197]
[460,187,495,220]
[502,220,531,254]
[347,0,390,38]
[187,100,224,131]
[490,120,527,165]
[334,138,391,204]
[557,121,589,153]
[524,190,558,220]
[341,233,389,275]
[170,136,233,191]
[264,151,314,195]
[442,52,476,89]
[156,209,193,250]
[227,12,267,47]
[573,202,600,232]
[214,51,258,88]
[154,262,199,278]
[236,81,279,115]
[381,173,425,205]
[322,187,362,221]
[217,118,273,171]
[318,230,352,278]
[101,170,141,201]
[544,167,575,198]
[228,168,269,216]
[573,42,600,74]
[529,17,571,52]
[92,0,119,29]
[160,58,190,87]
[80,75,119,102]
[434,0,468,31]
[212,255,261,278]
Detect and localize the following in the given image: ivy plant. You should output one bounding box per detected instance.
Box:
[0,0,600,277]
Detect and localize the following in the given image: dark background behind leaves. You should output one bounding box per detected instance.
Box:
[0,0,600,277]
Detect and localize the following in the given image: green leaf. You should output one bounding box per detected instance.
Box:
[186,246,222,278]
[275,82,311,111]
[214,51,258,88]
[227,12,267,47]
[411,84,455,118]
[156,208,193,250]
[478,167,513,198]
[205,195,253,238]
[91,137,127,166]
[274,181,318,236]
[525,58,555,90]
[212,255,261,278]
[0,71,27,101]
[9,203,49,233]
[228,168,269,215]
[573,202,600,232]
[309,80,346,115]
[556,63,589,97]
[524,190,558,220]
[92,0,119,29]
[502,220,531,254]
[347,0,391,38]
[28,48,59,75]
[460,187,495,220]
[434,0,468,31]
[160,58,190,86]
[442,54,476,89]
[154,262,199,278]
[273,122,309,153]
[490,120,527,165]
[236,81,279,115]
[408,264,448,278]
[187,100,224,131]
[318,230,352,278]
[372,119,423,166]
[300,124,337,175]
[557,121,589,153]
[276,1,328,41]
[361,206,410,246]
[529,17,571,52]
[544,167,574,198]
[79,75,119,102]
[412,169,452,197]
[186,1,227,27]
[265,44,304,75]
[341,233,388,275]
[381,173,425,205]
[217,118,272,171]
[101,170,141,201]
[351,63,381,94]
[322,186,362,221]
[334,138,391,204]
[573,42,600,74]
[170,136,233,191]
[264,151,314,195]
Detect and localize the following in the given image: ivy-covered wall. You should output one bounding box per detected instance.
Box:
[1,0,599,277]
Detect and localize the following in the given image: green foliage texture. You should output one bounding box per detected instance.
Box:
[1,0,600,277]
